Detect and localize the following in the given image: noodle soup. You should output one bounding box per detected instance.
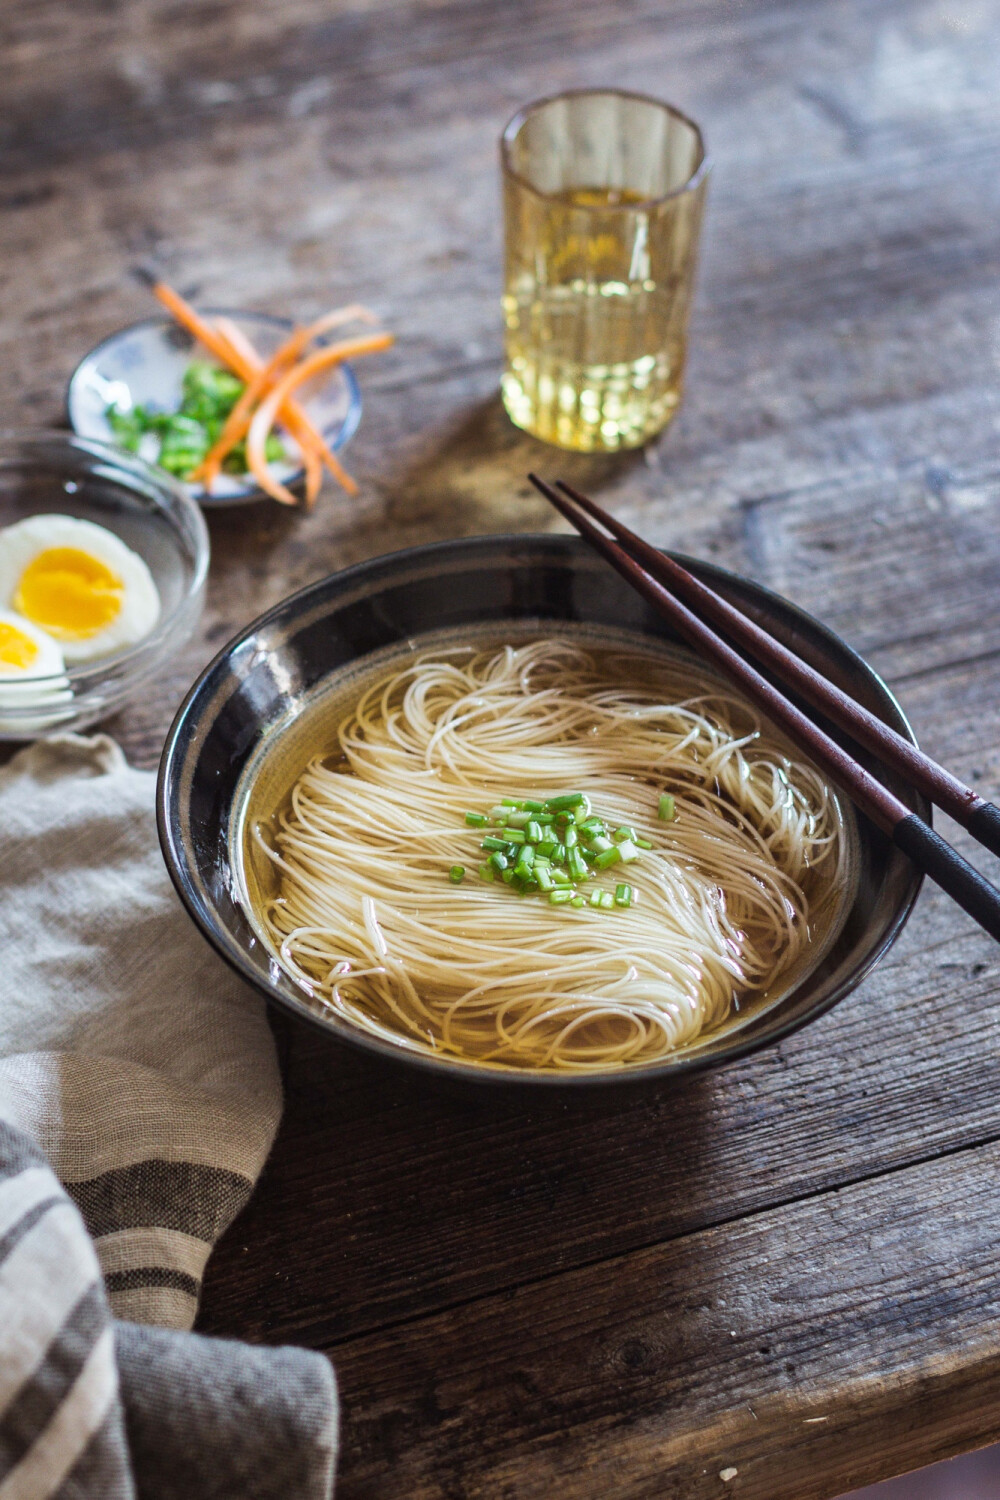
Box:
[233,627,855,1073]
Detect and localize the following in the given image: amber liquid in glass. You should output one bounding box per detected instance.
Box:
[502,186,691,452]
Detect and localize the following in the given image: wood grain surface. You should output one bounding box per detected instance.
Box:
[4,0,1000,1494]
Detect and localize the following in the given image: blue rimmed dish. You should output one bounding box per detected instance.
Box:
[67,309,362,508]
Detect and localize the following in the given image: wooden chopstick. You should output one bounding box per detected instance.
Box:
[527,472,1000,945]
[553,477,1000,860]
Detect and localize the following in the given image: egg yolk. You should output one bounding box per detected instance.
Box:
[14,548,123,640]
[0,621,39,670]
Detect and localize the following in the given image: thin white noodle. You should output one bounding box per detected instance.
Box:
[254,638,848,1072]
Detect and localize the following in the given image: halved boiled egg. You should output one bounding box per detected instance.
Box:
[0,608,65,681]
[0,608,74,732]
[0,515,160,663]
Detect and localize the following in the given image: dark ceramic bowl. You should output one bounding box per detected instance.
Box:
[157,534,926,1088]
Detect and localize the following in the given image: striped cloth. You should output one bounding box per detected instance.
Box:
[0,736,339,1498]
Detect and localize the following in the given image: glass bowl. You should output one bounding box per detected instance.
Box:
[158,534,926,1090]
[0,430,209,740]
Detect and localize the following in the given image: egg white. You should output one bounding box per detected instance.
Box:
[0,608,75,733]
[0,515,161,663]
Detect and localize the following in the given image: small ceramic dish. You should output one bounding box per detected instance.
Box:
[0,431,208,739]
[158,534,926,1090]
[67,309,362,508]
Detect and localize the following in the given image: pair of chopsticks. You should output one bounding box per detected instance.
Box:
[528,474,1000,944]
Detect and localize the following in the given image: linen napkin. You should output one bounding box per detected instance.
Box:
[0,735,339,1499]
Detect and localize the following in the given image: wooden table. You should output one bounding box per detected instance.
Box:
[6,0,1000,1494]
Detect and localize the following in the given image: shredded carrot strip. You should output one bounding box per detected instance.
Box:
[246,333,394,507]
[191,305,377,490]
[210,311,377,499]
[153,283,391,504]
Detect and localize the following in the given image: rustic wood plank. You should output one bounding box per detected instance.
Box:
[328,1139,1000,1499]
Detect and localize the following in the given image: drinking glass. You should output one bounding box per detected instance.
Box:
[500,89,709,452]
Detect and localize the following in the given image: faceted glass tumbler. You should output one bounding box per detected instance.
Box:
[501,89,709,452]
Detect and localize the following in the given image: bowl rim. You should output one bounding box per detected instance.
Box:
[157,532,927,1087]
[0,428,210,692]
[66,307,363,508]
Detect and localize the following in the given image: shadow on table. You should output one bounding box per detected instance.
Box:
[838,1442,1000,1498]
[384,391,643,533]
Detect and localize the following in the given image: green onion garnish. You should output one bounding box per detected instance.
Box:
[658,793,676,821]
[464,792,648,913]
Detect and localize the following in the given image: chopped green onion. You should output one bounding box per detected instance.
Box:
[502,797,520,807]
[536,813,554,826]
[589,889,604,908]
[549,888,574,904]
[589,835,613,854]
[523,799,545,813]
[658,793,676,821]
[488,852,508,873]
[567,847,589,882]
[572,798,592,823]
[636,838,653,850]
[570,895,586,908]
[501,868,516,884]
[478,863,494,882]
[546,792,586,810]
[488,806,509,822]
[550,845,567,866]
[617,839,640,864]
[579,817,604,836]
[535,865,554,891]
[465,811,487,827]
[481,835,509,852]
[550,868,571,887]
[562,825,578,849]
[599,891,615,910]
[613,826,638,843]
[449,866,466,883]
[506,810,530,828]
[594,846,621,869]
[615,883,633,907]
[536,838,558,858]
[525,820,543,843]
[503,828,526,845]
[514,846,535,875]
